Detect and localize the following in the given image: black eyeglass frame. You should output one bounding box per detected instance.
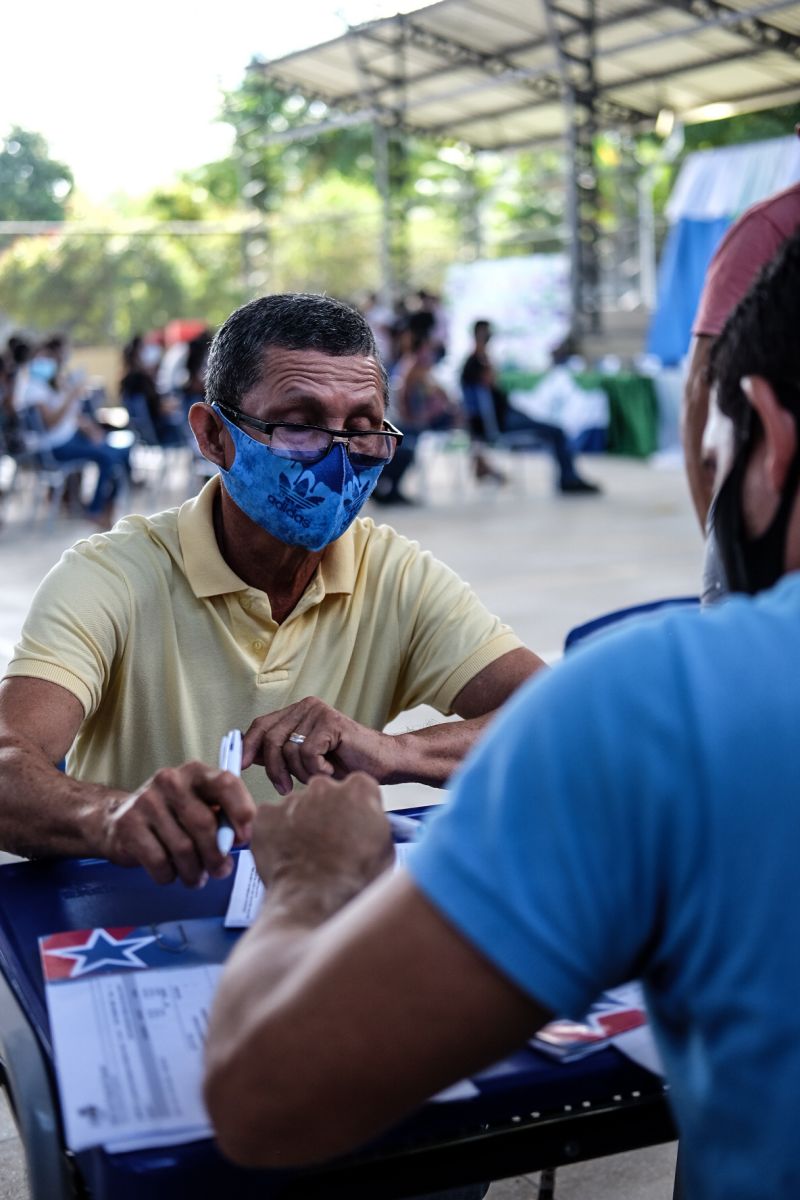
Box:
[213,401,404,466]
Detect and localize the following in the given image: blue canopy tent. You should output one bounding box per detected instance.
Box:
[647,135,800,366]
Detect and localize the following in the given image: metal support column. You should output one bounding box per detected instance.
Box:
[370,119,410,305]
[373,121,395,307]
[349,20,410,305]
[545,0,602,339]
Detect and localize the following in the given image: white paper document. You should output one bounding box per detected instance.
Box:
[48,963,219,1152]
[224,841,418,928]
[39,919,236,1152]
[223,848,265,928]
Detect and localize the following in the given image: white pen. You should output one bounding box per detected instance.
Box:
[387,812,422,843]
[217,728,242,855]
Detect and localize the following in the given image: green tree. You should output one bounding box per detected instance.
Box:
[0,126,74,221]
[0,231,243,344]
[683,103,800,152]
[220,71,375,214]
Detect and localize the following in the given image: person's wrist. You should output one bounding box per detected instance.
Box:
[83,787,129,860]
[377,730,416,785]
[264,867,370,927]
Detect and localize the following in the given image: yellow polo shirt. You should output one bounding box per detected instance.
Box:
[6,479,522,803]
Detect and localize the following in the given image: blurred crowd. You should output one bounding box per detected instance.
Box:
[359,289,601,500]
[0,324,213,527]
[118,325,213,448]
[0,288,602,526]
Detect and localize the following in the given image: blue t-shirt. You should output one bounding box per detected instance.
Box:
[409,573,800,1200]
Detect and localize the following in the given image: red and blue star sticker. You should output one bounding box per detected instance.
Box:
[41,927,157,980]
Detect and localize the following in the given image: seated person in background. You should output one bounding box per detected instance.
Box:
[0,348,15,440]
[373,320,460,506]
[414,288,449,362]
[0,293,545,888]
[174,328,213,414]
[16,338,130,524]
[360,292,394,365]
[0,337,32,458]
[204,233,800,1200]
[461,321,601,495]
[120,335,187,447]
[120,335,164,443]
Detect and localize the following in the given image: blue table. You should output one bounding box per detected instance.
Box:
[0,837,676,1200]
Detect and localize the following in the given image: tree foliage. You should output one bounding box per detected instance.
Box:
[220,71,375,213]
[0,232,244,344]
[1,83,796,347]
[683,103,800,152]
[0,126,74,222]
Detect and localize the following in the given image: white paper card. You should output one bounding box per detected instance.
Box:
[223,849,265,928]
[47,963,220,1152]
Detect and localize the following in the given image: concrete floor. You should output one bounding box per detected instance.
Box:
[0,444,698,1198]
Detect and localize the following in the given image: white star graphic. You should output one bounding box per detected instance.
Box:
[44,929,157,976]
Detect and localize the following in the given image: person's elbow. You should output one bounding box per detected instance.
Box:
[204,1049,375,1169]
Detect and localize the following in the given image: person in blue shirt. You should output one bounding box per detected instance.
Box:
[204,231,800,1200]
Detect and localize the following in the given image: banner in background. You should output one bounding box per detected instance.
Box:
[444,254,570,377]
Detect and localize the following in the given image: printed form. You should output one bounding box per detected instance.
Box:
[40,835,476,1156]
[39,919,236,1152]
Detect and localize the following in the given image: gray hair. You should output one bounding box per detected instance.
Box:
[205,293,388,409]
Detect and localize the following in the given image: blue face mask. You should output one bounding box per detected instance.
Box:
[30,357,58,382]
[214,408,385,551]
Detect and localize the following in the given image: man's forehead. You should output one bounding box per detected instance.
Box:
[247,347,384,403]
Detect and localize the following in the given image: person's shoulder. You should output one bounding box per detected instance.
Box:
[567,586,796,695]
[64,507,182,574]
[350,515,422,562]
[350,516,474,610]
[554,601,706,706]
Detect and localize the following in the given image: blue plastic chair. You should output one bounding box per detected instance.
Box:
[564,597,699,653]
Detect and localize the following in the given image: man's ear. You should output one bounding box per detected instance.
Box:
[188,403,227,467]
[742,375,796,493]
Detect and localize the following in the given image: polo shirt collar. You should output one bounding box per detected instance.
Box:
[178,476,356,600]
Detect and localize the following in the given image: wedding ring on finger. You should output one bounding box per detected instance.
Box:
[287,732,307,746]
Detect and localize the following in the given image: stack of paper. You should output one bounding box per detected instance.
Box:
[39,918,238,1153]
[532,982,664,1076]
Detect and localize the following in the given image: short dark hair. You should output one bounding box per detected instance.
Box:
[711,230,800,448]
[473,320,490,338]
[205,293,387,409]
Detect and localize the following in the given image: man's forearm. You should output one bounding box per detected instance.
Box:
[207,885,336,1057]
[0,732,119,859]
[384,713,496,787]
[382,648,546,787]
[205,829,391,1165]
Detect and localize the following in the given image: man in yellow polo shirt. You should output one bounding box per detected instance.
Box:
[0,293,544,889]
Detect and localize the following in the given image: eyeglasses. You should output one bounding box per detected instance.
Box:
[214,402,403,468]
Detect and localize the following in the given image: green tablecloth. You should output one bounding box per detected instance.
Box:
[500,369,660,459]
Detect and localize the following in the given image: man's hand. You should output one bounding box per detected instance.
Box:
[101,762,257,888]
[243,649,545,797]
[251,774,394,914]
[242,699,395,796]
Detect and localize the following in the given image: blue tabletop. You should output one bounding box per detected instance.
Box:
[0,832,669,1200]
